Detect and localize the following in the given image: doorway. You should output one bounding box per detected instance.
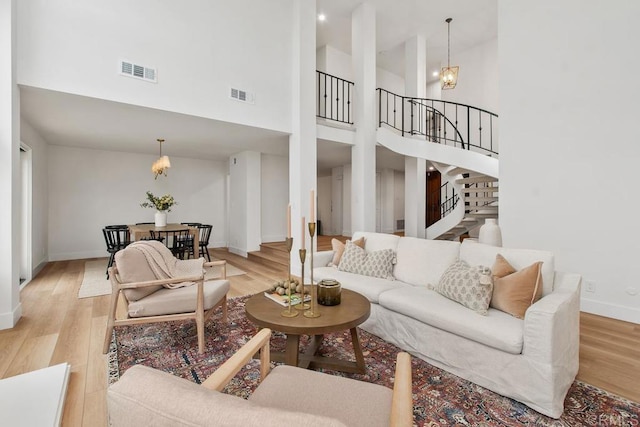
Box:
[20,144,33,288]
[425,170,441,228]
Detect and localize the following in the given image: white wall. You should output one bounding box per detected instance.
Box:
[317,175,331,235]
[500,1,640,324]
[439,37,498,113]
[342,164,352,236]
[20,119,48,272]
[17,0,293,133]
[261,153,288,242]
[48,145,227,260]
[318,44,405,93]
[394,170,405,231]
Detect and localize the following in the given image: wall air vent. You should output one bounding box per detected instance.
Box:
[230,87,255,104]
[119,60,157,83]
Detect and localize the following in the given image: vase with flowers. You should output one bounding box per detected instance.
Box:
[140,191,177,227]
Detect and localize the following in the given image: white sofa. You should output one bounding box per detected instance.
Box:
[312,232,581,418]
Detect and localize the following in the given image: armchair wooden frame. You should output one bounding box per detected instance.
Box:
[201,328,414,427]
[102,260,228,355]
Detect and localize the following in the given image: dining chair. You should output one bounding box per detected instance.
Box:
[108,328,413,426]
[150,229,191,259]
[102,241,230,355]
[178,223,201,259]
[102,226,131,278]
[197,224,213,261]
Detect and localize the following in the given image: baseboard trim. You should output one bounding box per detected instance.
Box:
[261,235,286,243]
[49,250,106,261]
[581,298,640,324]
[228,247,248,257]
[0,303,22,330]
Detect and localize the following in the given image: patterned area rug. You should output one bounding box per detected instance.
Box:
[109,296,640,426]
[80,259,246,298]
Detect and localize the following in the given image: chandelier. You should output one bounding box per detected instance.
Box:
[151,138,171,179]
[441,18,459,90]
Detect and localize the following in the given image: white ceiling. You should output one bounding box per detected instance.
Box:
[20,1,496,173]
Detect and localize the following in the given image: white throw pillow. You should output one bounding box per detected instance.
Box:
[338,241,395,280]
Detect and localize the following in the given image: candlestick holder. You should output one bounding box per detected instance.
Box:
[295,248,310,310]
[304,222,321,318]
[281,237,298,318]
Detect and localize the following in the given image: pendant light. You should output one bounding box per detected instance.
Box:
[441,18,459,90]
[151,138,171,179]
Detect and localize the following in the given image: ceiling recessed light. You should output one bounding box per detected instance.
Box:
[318,13,326,22]
[432,71,439,77]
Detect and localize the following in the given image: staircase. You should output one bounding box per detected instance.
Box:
[248,242,289,268]
[376,89,499,241]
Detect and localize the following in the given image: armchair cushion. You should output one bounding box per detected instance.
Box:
[249,365,392,427]
[127,279,230,317]
[109,365,345,427]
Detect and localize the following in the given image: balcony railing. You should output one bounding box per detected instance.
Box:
[377,88,499,157]
[317,70,354,125]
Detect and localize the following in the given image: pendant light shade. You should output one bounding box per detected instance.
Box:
[151,138,171,179]
[441,18,459,90]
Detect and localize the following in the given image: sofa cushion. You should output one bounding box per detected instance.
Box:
[460,240,555,296]
[393,237,460,287]
[108,365,345,427]
[127,280,230,317]
[338,241,395,280]
[250,365,391,427]
[378,287,524,354]
[352,231,400,253]
[329,237,365,267]
[314,266,410,303]
[491,255,543,319]
[434,261,493,315]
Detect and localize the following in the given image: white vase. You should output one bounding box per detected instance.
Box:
[155,211,167,227]
[478,218,502,247]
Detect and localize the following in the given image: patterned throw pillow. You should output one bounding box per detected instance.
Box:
[328,237,365,267]
[435,261,493,315]
[338,241,395,280]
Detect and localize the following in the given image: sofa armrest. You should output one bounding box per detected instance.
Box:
[522,271,581,365]
[312,250,334,268]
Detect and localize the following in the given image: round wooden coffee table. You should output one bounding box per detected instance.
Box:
[245,288,370,374]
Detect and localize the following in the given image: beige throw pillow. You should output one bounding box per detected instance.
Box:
[329,237,365,267]
[491,254,543,319]
[434,261,493,315]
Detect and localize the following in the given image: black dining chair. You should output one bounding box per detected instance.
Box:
[150,229,191,259]
[179,223,202,259]
[102,226,131,278]
[197,224,213,261]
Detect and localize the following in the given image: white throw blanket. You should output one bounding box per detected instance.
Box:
[127,240,205,288]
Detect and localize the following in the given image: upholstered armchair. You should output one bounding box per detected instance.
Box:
[102,241,230,355]
[108,328,414,426]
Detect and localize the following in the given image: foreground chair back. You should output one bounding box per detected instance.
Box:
[102,242,230,355]
[108,328,413,427]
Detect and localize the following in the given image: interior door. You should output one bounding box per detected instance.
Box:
[425,170,441,228]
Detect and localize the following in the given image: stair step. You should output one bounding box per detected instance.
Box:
[461,186,498,193]
[466,212,499,218]
[247,247,289,268]
[448,167,486,177]
[258,242,289,258]
[464,196,499,203]
[456,176,498,184]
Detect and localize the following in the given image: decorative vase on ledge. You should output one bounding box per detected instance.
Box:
[478,218,502,247]
[155,211,167,227]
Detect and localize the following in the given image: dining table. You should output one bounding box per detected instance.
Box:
[128,223,199,257]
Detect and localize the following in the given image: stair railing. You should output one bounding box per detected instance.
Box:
[440,182,459,218]
[317,70,354,125]
[377,88,499,157]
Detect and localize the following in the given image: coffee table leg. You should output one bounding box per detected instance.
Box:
[350,328,366,373]
[285,334,300,367]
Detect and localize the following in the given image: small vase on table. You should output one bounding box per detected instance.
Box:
[155,211,167,227]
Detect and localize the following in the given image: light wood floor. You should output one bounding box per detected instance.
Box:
[0,235,638,426]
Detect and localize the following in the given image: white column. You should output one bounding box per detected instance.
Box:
[228,151,261,256]
[404,35,427,238]
[289,0,316,274]
[0,0,21,329]
[381,168,395,233]
[351,3,377,234]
